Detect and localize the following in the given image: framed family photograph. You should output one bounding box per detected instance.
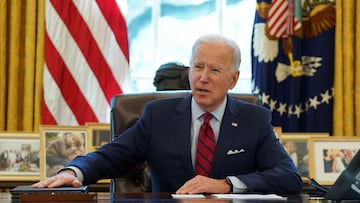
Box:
[85,122,111,152]
[281,133,329,182]
[39,125,88,180]
[308,136,360,185]
[0,132,40,181]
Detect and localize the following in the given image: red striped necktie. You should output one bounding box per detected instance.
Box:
[195,113,215,176]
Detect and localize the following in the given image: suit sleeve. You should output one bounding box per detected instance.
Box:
[66,103,153,185]
[235,106,303,194]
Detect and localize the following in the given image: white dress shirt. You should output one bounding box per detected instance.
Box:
[190,96,247,193]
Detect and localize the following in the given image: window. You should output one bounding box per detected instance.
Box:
[120,0,256,93]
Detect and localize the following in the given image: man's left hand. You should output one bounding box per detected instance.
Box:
[176,175,231,194]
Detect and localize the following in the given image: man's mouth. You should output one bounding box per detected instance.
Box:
[197,88,210,93]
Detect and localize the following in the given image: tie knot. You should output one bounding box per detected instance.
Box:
[203,113,213,123]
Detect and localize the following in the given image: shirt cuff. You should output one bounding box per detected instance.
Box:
[59,166,84,183]
[227,176,248,193]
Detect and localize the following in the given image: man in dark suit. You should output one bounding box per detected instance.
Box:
[33,34,302,194]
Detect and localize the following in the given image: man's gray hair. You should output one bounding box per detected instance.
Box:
[189,34,241,72]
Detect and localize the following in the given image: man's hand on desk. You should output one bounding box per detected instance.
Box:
[176,175,231,194]
[31,170,82,188]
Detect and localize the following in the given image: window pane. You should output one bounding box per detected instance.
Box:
[124,0,255,93]
[125,0,155,92]
[158,1,217,68]
[225,0,256,93]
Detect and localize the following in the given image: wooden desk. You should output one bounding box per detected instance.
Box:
[1,183,357,202]
[0,192,359,203]
[95,193,360,203]
[108,193,308,202]
[5,192,335,203]
[3,190,358,202]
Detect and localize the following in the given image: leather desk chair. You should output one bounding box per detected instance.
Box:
[109,90,259,193]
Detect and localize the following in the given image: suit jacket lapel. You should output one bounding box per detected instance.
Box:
[173,95,194,178]
[211,95,242,177]
[172,94,246,178]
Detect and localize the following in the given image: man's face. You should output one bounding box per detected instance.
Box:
[189,41,239,112]
[65,137,76,147]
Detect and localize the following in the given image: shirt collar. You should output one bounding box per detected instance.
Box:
[191,95,227,122]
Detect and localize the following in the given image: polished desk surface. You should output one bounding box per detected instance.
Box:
[2,192,359,203]
[105,192,308,202]
[105,193,360,203]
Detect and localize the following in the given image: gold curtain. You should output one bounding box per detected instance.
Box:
[333,0,360,137]
[0,0,45,132]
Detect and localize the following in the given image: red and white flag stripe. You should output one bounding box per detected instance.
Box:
[267,0,300,38]
[42,0,131,125]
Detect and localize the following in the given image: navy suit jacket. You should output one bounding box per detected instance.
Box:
[69,94,302,194]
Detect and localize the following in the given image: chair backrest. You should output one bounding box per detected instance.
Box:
[109,90,259,193]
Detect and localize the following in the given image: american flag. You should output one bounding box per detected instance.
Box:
[42,0,131,125]
[267,0,300,38]
[252,0,335,132]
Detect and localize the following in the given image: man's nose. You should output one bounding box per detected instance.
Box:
[199,69,210,81]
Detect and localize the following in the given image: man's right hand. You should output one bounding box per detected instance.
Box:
[31,170,82,188]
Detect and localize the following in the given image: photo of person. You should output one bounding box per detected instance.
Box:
[0,138,39,175]
[323,149,357,173]
[45,132,86,177]
[282,140,308,177]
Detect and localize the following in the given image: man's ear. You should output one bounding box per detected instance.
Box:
[229,71,240,90]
